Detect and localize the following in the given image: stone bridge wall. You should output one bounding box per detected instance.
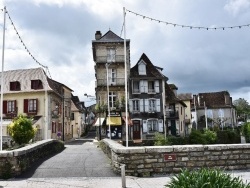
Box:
[0,139,64,178]
[100,139,250,177]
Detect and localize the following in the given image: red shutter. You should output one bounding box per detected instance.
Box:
[24,99,28,113]
[14,100,17,112]
[3,100,7,114]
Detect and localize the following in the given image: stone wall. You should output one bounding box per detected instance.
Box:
[100,139,250,177]
[0,139,64,179]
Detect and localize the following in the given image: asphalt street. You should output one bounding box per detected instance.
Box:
[16,131,118,178]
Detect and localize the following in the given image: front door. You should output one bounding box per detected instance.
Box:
[133,120,141,139]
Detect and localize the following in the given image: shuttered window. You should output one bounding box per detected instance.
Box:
[24,99,38,114]
[31,80,43,89]
[10,81,21,91]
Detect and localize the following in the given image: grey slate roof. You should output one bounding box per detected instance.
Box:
[130,53,168,80]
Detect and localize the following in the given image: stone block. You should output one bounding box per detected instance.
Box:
[145,146,173,153]
[145,159,158,163]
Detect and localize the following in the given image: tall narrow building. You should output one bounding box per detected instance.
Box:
[92,30,130,139]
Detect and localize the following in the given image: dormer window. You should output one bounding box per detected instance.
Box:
[138,61,146,75]
[107,48,115,63]
[10,81,21,91]
[31,79,43,90]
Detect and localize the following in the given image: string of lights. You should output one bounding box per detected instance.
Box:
[126,9,250,30]
[1,7,52,78]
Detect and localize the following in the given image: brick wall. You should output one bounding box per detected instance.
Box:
[0,139,64,178]
[100,139,250,177]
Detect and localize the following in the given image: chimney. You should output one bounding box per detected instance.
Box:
[95,31,102,40]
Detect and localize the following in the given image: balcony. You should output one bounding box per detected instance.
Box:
[96,78,125,87]
[166,111,179,119]
[96,55,125,63]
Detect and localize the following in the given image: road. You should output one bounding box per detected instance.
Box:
[17,131,118,178]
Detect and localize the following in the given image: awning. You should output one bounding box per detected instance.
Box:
[106,117,122,126]
[122,116,133,126]
[93,118,105,126]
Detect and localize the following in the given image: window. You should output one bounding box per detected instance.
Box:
[147,120,158,132]
[148,80,159,93]
[148,81,155,93]
[138,61,146,75]
[31,79,43,89]
[132,100,140,112]
[52,122,56,133]
[109,92,117,108]
[107,48,115,62]
[140,80,148,93]
[7,101,15,113]
[10,81,21,91]
[149,99,156,112]
[28,99,37,113]
[24,99,38,114]
[110,69,116,83]
[132,80,140,93]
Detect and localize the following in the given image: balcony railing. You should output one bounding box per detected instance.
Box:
[96,55,125,63]
[166,111,179,118]
[96,78,125,87]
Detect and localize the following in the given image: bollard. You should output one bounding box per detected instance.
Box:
[121,164,126,188]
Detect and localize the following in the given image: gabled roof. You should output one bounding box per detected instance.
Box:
[2,67,73,96]
[165,83,186,107]
[178,93,192,101]
[130,53,168,80]
[195,91,232,108]
[98,30,124,42]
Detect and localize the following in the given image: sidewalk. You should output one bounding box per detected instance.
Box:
[1,170,250,188]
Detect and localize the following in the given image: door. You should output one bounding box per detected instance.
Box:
[133,120,141,139]
[170,120,176,136]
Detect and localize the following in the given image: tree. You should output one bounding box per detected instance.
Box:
[7,115,36,145]
[233,98,250,121]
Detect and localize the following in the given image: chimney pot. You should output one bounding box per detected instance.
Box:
[95,31,102,40]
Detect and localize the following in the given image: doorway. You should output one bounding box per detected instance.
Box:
[133,120,141,139]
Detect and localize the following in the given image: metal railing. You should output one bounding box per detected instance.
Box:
[96,78,125,86]
[96,55,125,63]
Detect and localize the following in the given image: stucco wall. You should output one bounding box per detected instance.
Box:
[100,139,250,177]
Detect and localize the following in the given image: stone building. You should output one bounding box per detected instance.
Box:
[92,30,130,139]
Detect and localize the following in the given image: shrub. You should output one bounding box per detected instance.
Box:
[203,129,217,144]
[7,115,36,145]
[168,136,188,145]
[242,122,250,143]
[154,133,168,146]
[189,129,207,144]
[165,168,250,188]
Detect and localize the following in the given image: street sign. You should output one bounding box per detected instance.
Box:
[164,154,177,161]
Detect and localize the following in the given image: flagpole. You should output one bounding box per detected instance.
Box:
[123,7,128,147]
[1,6,6,151]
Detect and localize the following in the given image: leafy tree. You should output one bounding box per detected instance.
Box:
[7,115,36,145]
[233,98,250,121]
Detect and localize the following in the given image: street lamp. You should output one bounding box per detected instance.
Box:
[106,63,111,139]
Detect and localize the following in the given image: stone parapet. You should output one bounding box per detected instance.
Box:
[0,139,64,179]
[100,139,250,177]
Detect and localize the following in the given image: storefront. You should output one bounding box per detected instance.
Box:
[106,111,122,139]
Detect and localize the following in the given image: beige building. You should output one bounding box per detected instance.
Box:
[92,30,130,139]
[1,67,73,144]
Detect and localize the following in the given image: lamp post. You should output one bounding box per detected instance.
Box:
[106,63,111,139]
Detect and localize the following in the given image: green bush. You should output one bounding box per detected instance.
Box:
[165,168,250,188]
[7,115,36,145]
[154,132,168,146]
[168,136,188,145]
[216,130,241,144]
[189,129,207,144]
[203,129,217,144]
[242,122,250,143]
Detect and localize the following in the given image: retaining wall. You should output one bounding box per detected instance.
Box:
[100,139,250,177]
[0,139,64,178]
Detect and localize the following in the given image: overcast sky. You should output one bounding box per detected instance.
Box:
[1,0,250,106]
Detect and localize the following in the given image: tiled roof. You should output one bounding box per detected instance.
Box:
[165,83,186,107]
[2,67,72,96]
[95,30,124,42]
[130,53,168,79]
[195,91,232,108]
[178,93,192,101]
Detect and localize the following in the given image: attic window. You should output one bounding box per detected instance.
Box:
[138,61,146,75]
[10,81,21,91]
[31,79,43,90]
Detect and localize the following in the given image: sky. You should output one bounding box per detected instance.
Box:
[1,0,250,106]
